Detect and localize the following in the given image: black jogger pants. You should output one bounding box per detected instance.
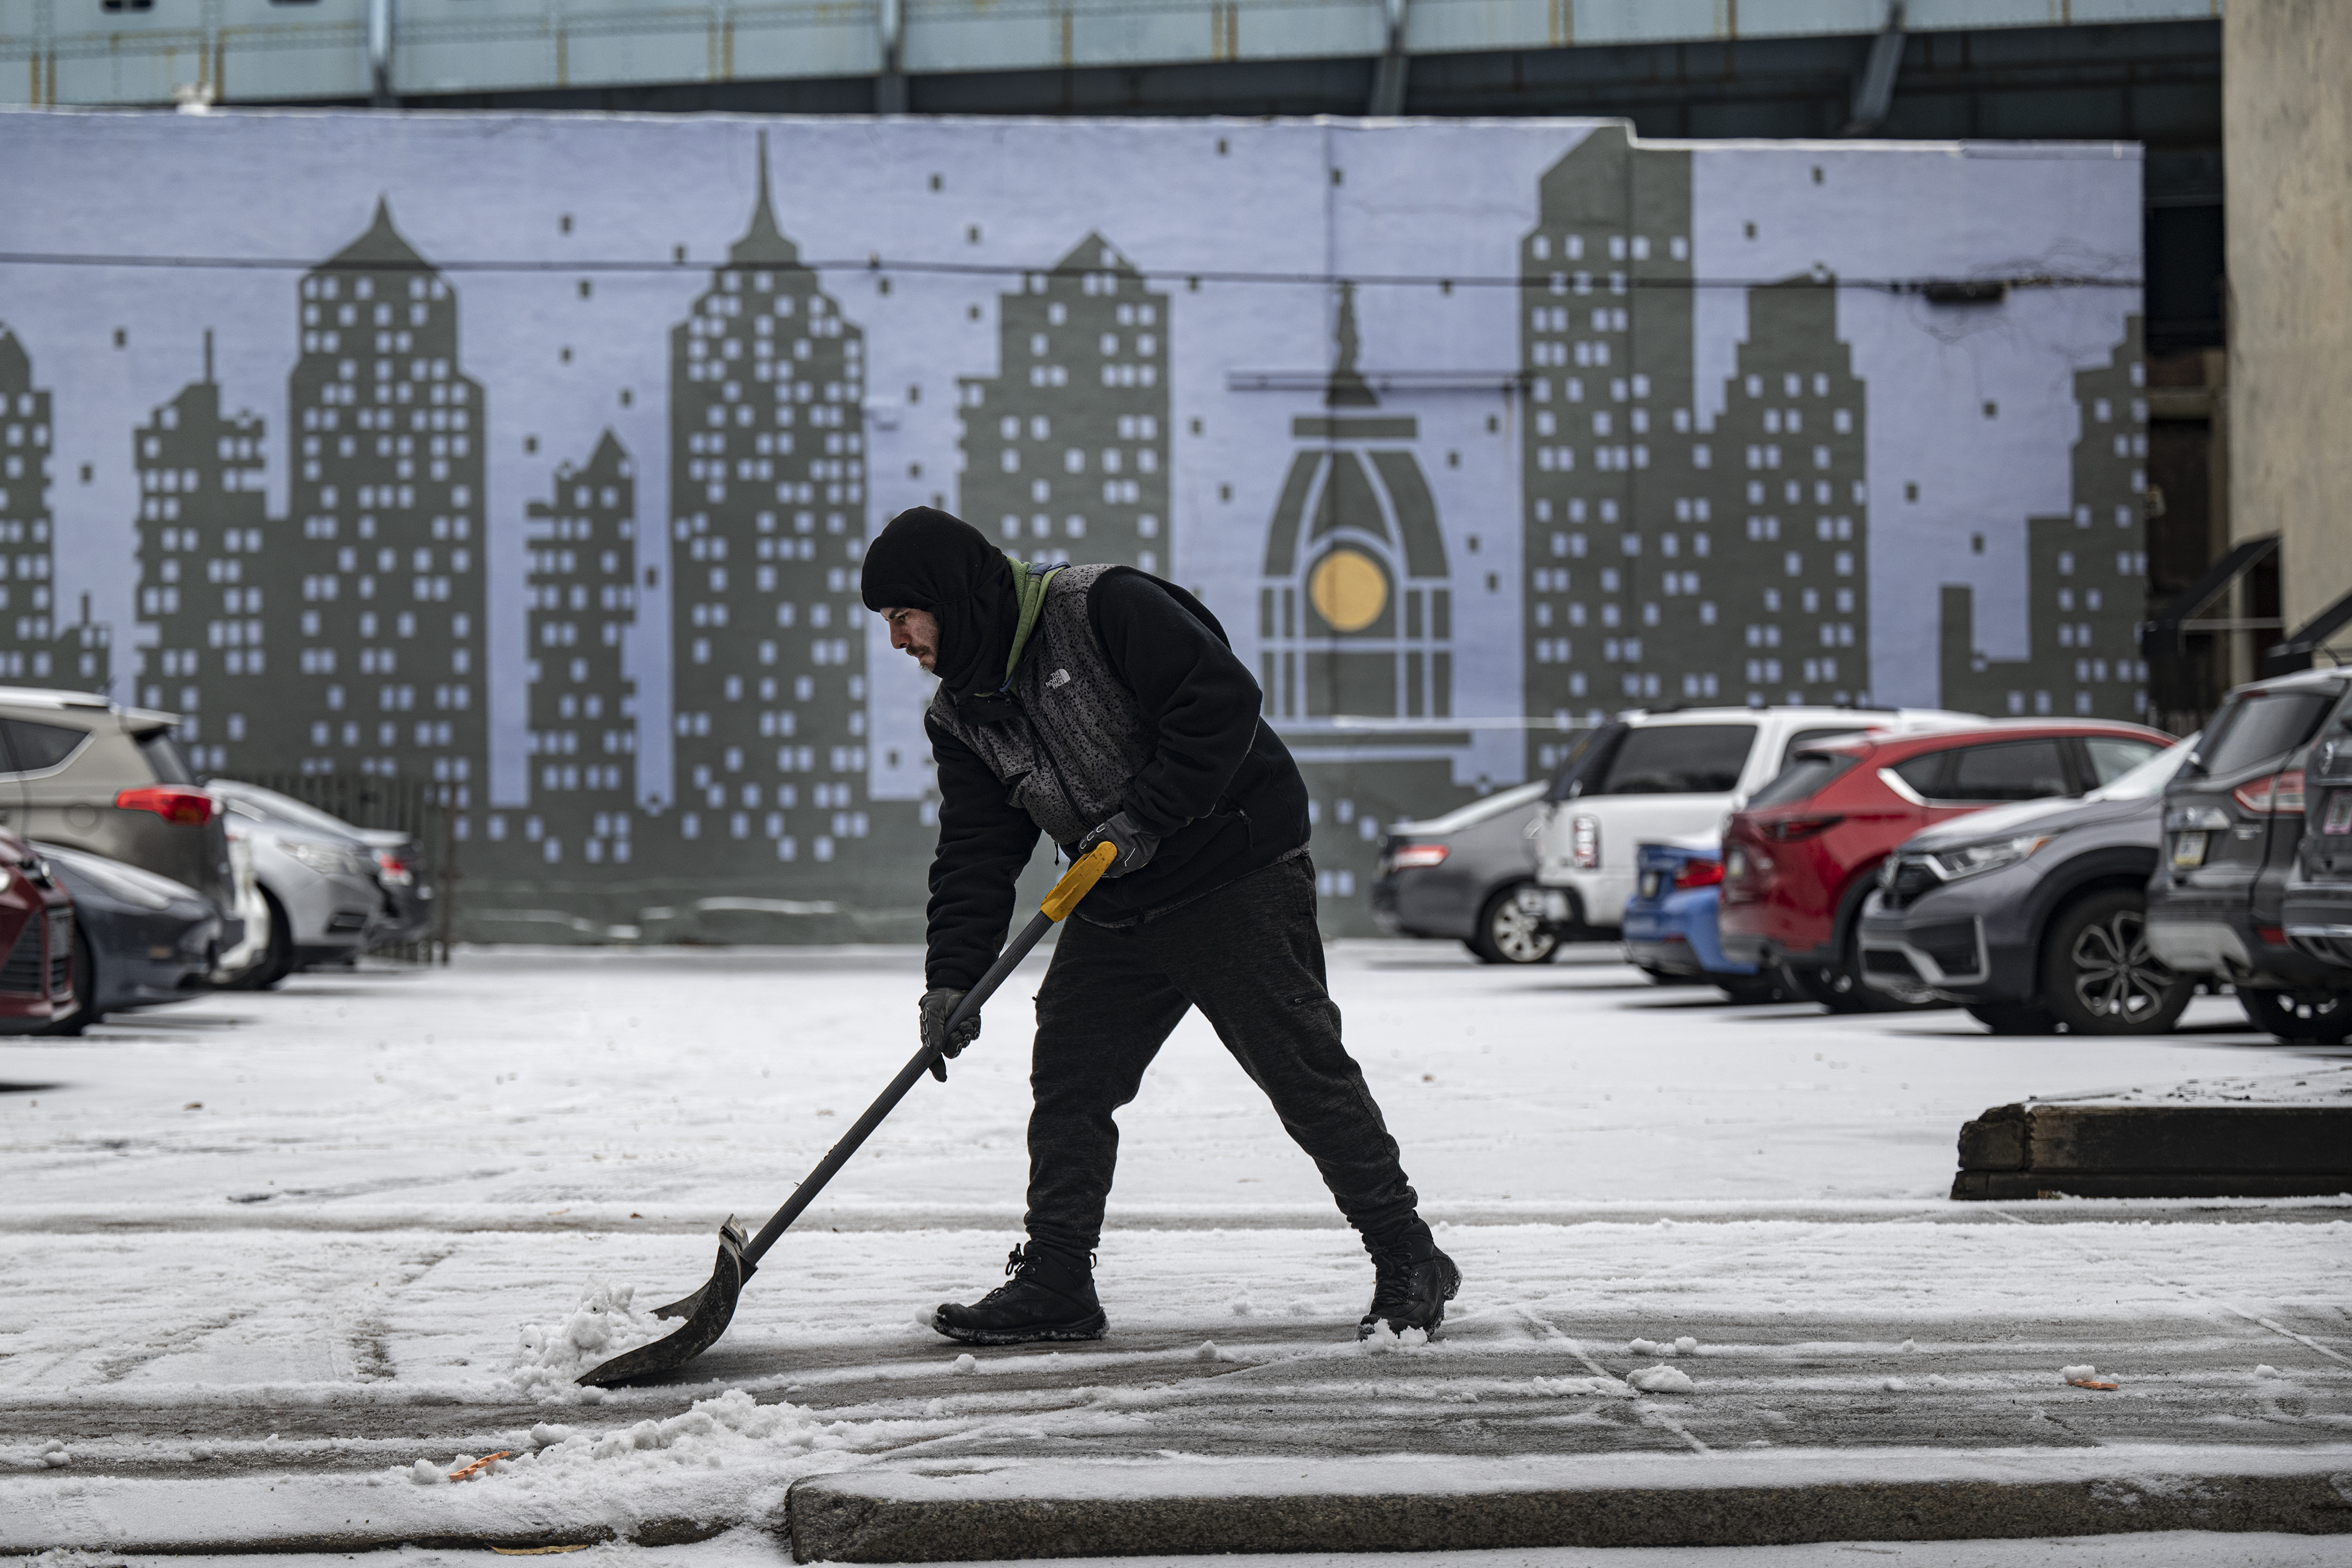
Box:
[1022,855,1421,1260]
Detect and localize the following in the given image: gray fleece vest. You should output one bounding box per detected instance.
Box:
[929,563,1151,848]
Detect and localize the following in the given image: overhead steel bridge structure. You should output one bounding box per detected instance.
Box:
[8,0,2219,118]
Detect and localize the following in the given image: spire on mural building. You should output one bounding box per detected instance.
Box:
[1327,280,1378,408]
[729,131,800,266]
[324,197,426,270]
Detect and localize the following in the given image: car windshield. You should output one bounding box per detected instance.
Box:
[134,729,198,784]
[1591,724,1756,795]
[39,844,188,908]
[215,782,367,841]
[2197,691,2336,776]
[2088,734,2192,800]
[1547,722,1623,801]
[1746,750,1860,808]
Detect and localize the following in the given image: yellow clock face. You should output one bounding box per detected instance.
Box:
[1309,547,1387,633]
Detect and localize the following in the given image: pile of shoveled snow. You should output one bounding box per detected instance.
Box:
[1628,1335,1699,1358]
[510,1281,669,1399]
[1626,1364,1696,1394]
[411,1388,912,1491]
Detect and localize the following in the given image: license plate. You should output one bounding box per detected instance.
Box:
[2172,830,2208,868]
[2326,794,2352,836]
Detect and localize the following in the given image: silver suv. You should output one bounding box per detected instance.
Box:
[0,689,237,933]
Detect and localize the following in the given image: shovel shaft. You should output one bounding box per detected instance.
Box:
[738,844,1114,1269]
[741,907,1052,1266]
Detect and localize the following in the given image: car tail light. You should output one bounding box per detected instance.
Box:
[115,785,217,826]
[1386,844,1448,871]
[1674,858,1724,890]
[2233,770,2306,814]
[2256,925,2288,946]
[1763,814,1845,842]
[1569,814,1601,870]
[375,848,416,886]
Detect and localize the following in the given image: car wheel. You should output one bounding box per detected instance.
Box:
[1967,1001,2059,1035]
[36,925,94,1037]
[222,891,294,992]
[2038,890,2192,1036]
[2236,986,2352,1043]
[1467,882,1558,966]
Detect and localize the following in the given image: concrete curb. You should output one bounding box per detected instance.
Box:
[0,1523,727,1557]
[10,1452,2351,1558]
[785,1453,2352,1563]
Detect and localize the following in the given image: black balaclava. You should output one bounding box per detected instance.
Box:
[859,506,1018,698]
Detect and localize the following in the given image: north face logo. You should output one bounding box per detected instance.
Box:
[1046,668,1072,689]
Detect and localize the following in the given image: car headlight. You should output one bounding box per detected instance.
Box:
[1927,833,2054,882]
[286,839,366,877]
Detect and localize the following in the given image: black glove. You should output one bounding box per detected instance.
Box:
[919,986,979,1082]
[1076,811,1160,879]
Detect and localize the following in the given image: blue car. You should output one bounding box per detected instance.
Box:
[1622,836,1784,1001]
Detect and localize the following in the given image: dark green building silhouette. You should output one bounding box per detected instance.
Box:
[1519,127,1869,774]
[666,135,875,868]
[957,234,1171,573]
[499,431,638,868]
[1710,280,1871,707]
[270,200,488,829]
[1941,321,2149,720]
[132,332,267,768]
[0,326,107,693]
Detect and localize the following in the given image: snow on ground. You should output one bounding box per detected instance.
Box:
[2034,1061,2352,1107]
[30,1529,2352,1567]
[3,942,2343,1221]
[2,944,2348,1551]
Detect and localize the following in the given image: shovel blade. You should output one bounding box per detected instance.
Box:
[577,1219,756,1388]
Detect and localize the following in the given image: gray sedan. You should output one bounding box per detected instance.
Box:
[1373,782,1555,964]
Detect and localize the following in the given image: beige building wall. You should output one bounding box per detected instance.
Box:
[2227,0,2352,631]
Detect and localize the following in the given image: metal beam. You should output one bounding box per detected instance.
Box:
[0,0,2226,109]
[876,0,907,113]
[1367,0,1408,116]
[367,0,397,107]
[1842,1,1905,136]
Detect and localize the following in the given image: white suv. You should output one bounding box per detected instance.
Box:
[1534,706,1979,935]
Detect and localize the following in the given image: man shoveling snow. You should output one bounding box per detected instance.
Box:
[862,506,1457,1347]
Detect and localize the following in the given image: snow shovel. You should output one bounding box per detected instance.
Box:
[577,840,1119,1388]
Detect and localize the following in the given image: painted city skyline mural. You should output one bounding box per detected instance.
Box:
[0,112,2146,938]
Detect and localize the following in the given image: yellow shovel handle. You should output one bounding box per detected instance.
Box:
[1041,841,1118,922]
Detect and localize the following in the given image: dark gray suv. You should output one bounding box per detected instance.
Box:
[2145,670,2351,1040]
[1856,739,2193,1034]
[0,689,238,928]
[2281,685,2352,1019]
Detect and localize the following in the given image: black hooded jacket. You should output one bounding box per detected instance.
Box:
[862,509,1310,991]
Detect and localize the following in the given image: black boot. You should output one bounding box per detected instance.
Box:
[1358,1226,1460,1341]
[932,1243,1108,1345]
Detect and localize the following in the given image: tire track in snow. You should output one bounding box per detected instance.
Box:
[1515,1306,1709,1454]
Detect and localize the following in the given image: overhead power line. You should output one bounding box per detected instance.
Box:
[0,250,2139,295]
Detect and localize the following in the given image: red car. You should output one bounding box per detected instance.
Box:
[0,829,77,1034]
[1719,720,2176,1010]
